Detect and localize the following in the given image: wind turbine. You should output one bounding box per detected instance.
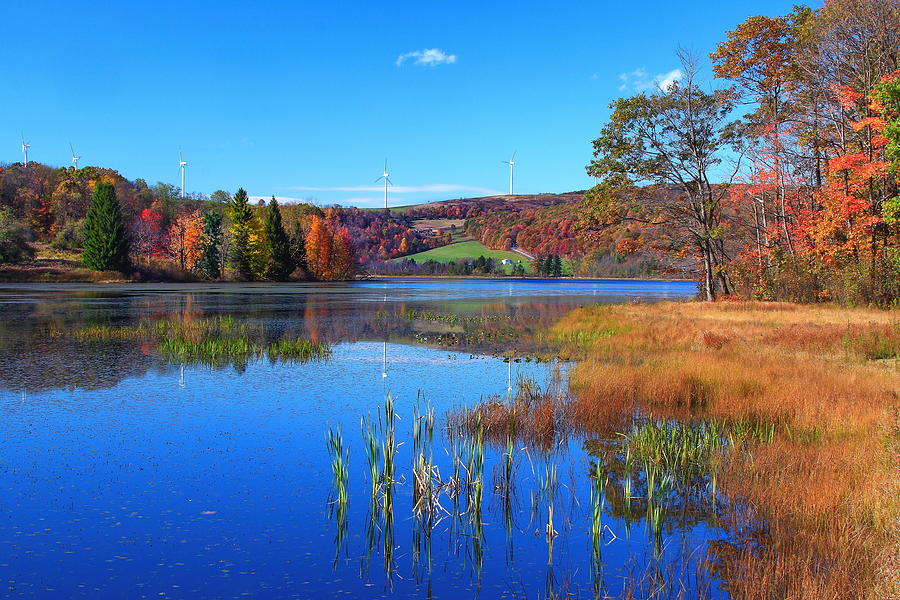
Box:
[502,151,516,195]
[179,151,187,199]
[374,159,392,210]
[70,143,80,170]
[21,134,30,167]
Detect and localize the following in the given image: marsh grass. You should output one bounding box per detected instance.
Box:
[553,301,899,600]
[69,316,330,366]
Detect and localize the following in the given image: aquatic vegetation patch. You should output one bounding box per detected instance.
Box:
[65,316,330,367]
[553,301,899,600]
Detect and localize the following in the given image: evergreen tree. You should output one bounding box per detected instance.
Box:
[227,188,254,280]
[197,210,223,279]
[263,197,294,280]
[551,254,563,277]
[289,221,307,276]
[82,182,130,271]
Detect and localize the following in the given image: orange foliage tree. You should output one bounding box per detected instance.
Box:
[305,216,356,280]
[168,210,204,271]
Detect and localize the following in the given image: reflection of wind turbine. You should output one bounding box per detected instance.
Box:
[507,358,513,395]
[382,291,388,380]
[21,134,30,167]
[70,143,80,170]
[502,151,516,195]
[179,151,187,199]
[374,159,392,210]
[179,364,186,388]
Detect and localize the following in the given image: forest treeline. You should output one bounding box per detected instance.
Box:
[0,164,446,281]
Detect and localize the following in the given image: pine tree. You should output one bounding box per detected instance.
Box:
[198,210,223,279]
[551,254,563,277]
[82,182,130,271]
[228,188,254,280]
[263,197,294,280]
[289,221,307,276]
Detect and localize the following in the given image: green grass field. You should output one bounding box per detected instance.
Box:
[395,240,529,271]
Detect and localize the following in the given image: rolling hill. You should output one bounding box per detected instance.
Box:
[394,240,528,269]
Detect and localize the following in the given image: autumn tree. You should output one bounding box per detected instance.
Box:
[586,53,742,300]
[262,197,294,280]
[0,207,35,264]
[330,226,356,280]
[305,215,333,280]
[711,10,810,258]
[227,188,254,280]
[82,182,130,272]
[169,210,204,271]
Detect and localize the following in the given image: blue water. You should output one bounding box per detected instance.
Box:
[0,279,730,599]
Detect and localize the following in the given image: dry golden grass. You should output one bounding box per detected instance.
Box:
[552,301,899,600]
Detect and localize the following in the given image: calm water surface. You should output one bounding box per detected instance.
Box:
[0,279,730,599]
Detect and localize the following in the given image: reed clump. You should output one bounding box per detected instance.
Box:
[553,301,899,599]
[447,376,572,449]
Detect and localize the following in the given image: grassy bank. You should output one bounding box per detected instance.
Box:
[394,240,528,268]
[550,301,898,599]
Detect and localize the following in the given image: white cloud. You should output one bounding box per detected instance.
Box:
[396,48,457,67]
[284,183,500,195]
[618,68,682,92]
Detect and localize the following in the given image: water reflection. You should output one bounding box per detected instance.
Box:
[0,281,653,393]
[0,279,721,599]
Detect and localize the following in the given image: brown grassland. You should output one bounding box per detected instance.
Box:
[542,301,898,600]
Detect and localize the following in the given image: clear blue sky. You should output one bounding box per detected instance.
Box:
[2,1,804,207]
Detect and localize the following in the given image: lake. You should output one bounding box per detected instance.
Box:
[0,278,733,599]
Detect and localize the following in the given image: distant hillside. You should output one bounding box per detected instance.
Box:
[392,192,584,219]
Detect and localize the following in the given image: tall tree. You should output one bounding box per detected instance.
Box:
[227,188,254,280]
[330,226,356,280]
[197,210,223,279]
[289,220,307,277]
[263,197,294,280]
[305,215,333,280]
[82,182,130,272]
[585,53,742,300]
[168,210,204,271]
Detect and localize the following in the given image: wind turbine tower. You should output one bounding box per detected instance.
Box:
[502,151,516,195]
[375,159,393,210]
[70,143,80,170]
[21,135,30,167]
[179,152,187,199]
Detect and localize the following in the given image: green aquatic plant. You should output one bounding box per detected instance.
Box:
[590,459,607,554]
[326,426,349,507]
[361,414,381,498]
[266,338,331,362]
[325,426,349,566]
[412,399,437,518]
